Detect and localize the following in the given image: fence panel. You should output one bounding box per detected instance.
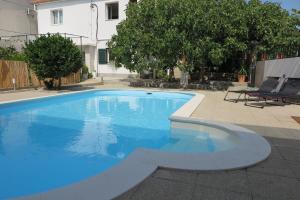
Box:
[0,60,30,89]
[0,60,81,90]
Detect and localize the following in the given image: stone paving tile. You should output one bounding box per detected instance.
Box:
[114,186,140,200]
[152,168,197,184]
[252,195,300,200]
[269,137,300,150]
[276,146,300,163]
[129,177,194,200]
[192,185,252,200]
[195,170,250,194]
[247,171,300,200]
[287,161,300,180]
[247,157,295,178]
[265,145,284,160]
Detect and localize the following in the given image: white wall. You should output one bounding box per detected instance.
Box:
[255,57,300,87]
[36,0,94,45]
[36,0,136,76]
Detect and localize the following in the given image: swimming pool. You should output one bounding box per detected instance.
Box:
[0,90,270,199]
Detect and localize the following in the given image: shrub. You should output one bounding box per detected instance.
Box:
[24,34,83,89]
[81,65,89,74]
[0,46,26,61]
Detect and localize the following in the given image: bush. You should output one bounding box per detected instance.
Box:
[88,73,93,79]
[82,65,89,74]
[24,34,83,89]
[81,65,91,80]
[0,46,26,61]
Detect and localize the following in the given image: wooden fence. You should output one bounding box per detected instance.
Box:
[0,60,81,90]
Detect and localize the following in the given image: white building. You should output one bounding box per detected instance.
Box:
[32,0,137,77]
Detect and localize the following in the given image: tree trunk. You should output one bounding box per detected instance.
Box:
[179,56,189,88]
[169,68,174,81]
[199,65,205,83]
[57,77,62,90]
[249,47,257,87]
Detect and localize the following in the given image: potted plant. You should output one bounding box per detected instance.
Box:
[81,65,89,80]
[238,66,247,83]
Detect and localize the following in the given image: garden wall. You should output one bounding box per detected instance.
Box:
[0,60,81,90]
[255,57,300,87]
[129,79,235,90]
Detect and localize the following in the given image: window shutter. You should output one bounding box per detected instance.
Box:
[98,49,107,64]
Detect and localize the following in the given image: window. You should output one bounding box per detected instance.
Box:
[106,3,119,20]
[51,9,63,25]
[98,49,108,64]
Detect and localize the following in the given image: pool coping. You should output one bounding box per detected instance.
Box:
[6,89,271,200]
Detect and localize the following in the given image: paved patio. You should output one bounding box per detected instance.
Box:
[1,83,300,200]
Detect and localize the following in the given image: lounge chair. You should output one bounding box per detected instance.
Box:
[244,78,299,108]
[224,77,280,103]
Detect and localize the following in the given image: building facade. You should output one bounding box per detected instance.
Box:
[0,0,38,49]
[0,0,37,36]
[32,0,137,77]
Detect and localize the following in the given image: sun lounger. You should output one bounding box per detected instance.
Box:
[245,78,299,108]
[224,77,279,103]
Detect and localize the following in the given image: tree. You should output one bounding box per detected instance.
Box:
[245,0,300,84]
[24,34,83,89]
[289,9,300,57]
[108,0,300,82]
[108,0,180,76]
[108,0,249,80]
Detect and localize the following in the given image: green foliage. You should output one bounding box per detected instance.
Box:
[108,0,300,79]
[82,64,89,74]
[0,46,26,61]
[239,65,248,75]
[88,72,93,79]
[24,34,83,89]
[246,0,299,56]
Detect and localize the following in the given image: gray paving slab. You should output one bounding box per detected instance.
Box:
[286,160,300,180]
[129,177,194,200]
[114,187,139,200]
[269,137,300,150]
[195,170,250,194]
[192,186,252,200]
[247,157,295,178]
[247,171,300,200]
[276,146,300,162]
[152,168,197,184]
[265,145,285,160]
[252,195,300,200]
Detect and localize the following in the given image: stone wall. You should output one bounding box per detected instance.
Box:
[130,79,235,90]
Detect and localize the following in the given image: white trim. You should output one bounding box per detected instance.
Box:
[171,93,204,118]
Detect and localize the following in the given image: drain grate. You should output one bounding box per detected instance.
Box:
[291,116,300,124]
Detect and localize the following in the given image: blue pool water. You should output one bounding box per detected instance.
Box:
[0,90,233,199]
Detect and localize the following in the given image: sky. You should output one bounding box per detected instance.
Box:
[264,0,300,10]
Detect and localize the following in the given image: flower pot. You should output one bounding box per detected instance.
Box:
[82,73,88,80]
[238,74,246,83]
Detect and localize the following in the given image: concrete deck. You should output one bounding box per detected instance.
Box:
[1,83,300,200]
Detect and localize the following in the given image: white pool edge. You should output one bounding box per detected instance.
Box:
[171,92,205,118]
[12,90,271,200]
